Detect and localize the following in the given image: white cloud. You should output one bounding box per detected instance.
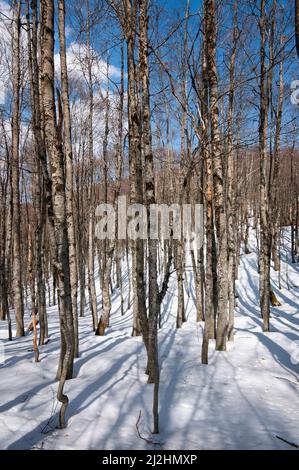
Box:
[0,0,13,41]
[0,0,28,106]
[0,1,12,106]
[65,25,73,38]
[54,42,122,85]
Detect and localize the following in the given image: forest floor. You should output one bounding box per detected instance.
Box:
[1,228,299,450]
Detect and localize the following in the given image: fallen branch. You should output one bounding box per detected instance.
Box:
[136,411,164,448]
[276,435,299,448]
[40,388,59,434]
[274,375,299,386]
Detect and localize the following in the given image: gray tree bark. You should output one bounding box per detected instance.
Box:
[58,0,79,357]
[11,0,24,337]
[205,0,229,351]
[259,0,271,332]
[40,0,74,428]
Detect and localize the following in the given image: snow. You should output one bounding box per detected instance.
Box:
[0,228,298,450]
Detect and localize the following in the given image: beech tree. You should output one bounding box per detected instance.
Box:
[11,0,24,337]
[40,0,74,427]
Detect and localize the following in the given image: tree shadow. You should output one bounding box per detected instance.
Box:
[0,380,54,414]
[73,335,129,377]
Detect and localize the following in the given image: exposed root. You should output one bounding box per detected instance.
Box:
[136,411,164,448]
[95,316,107,336]
[270,290,282,307]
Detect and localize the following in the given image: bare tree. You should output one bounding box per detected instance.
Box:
[26,0,49,345]
[40,0,74,428]
[259,0,271,332]
[205,0,228,351]
[11,0,24,337]
[58,0,79,357]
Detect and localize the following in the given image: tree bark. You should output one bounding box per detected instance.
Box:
[26,0,48,345]
[40,0,74,428]
[11,0,24,337]
[205,0,229,351]
[227,2,238,342]
[259,0,271,332]
[58,0,79,357]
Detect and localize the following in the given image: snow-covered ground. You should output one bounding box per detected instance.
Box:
[0,229,298,450]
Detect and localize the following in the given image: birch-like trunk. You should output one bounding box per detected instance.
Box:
[86,9,98,332]
[58,0,79,357]
[26,0,49,345]
[205,0,228,351]
[124,1,148,348]
[227,2,237,342]
[139,0,160,433]
[201,21,215,364]
[40,0,74,428]
[259,0,270,332]
[12,0,24,337]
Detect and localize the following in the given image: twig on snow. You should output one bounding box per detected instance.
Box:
[276,435,299,448]
[273,375,299,386]
[136,411,164,448]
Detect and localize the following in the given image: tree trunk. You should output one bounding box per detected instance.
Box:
[124,1,149,350]
[58,0,79,357]
[11,1,24,337]
[227,2,237,342]
[86,9,98,332]
[139,0,160,433]
[40,0,74,428]
[259,0,270,332]
[201,20,214,364]
[205,0,229,351]
[26,0,49,345]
